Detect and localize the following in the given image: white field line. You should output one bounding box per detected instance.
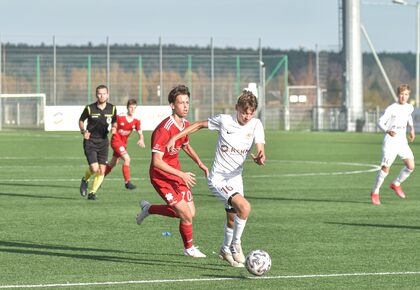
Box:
[0,161,380,183]
[1,271,420,288]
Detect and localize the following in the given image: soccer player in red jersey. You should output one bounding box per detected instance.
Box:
[136,85,209,258]
[105,99,145,190]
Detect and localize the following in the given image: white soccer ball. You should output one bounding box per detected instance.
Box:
[245,249,271,276]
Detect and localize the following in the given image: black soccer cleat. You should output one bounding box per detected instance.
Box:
[125,181,136,190]
[80,177,88,197]
[87,193,97,200]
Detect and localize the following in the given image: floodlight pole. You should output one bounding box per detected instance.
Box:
[259,61,266,127]
[417,2,419,107]
[392,0,420,107]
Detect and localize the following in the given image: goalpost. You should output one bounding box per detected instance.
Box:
[0,94,46,130]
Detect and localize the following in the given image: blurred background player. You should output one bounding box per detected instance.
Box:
[371,84,415,205]
[79,84,117,200]
[105,99,146,189]
[166,90,265,267]
[136,85,209,258]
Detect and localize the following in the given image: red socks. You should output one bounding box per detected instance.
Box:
[179,222,193,249]
[122,164,130,183]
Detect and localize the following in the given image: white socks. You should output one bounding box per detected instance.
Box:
[372,170,388,194]
[222,224,233,252]
[222,216,248,252]
[373,167,413,193]
[232,215,247,245]
[394,167,413,186]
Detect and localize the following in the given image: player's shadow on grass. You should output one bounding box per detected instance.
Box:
[246,195,365,204]
[0,241,138,255]
[325,222,420,230]
[0,240,224,271]
[0,182,74,189]
[0,191,73,200]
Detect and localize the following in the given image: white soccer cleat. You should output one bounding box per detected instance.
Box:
[219,246,245,267]
[184,246,206,258]
[136,200,151,225]
[229,242,245,264]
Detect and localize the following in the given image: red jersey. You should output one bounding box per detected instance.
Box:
[111,114,141,145]
[150,115,189,181]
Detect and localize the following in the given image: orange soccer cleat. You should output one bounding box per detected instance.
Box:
[390,183,406,199]
[371,193,381,205]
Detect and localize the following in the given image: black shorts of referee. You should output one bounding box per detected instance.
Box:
[83,138,109,165]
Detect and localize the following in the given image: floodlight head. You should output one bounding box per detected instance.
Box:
[392,0,408,5]
[259,61,265,67]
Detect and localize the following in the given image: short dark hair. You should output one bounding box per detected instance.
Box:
[168,85,190,104]
[96,84,108,94]
[237,90,258,112]
[126,98,137,108]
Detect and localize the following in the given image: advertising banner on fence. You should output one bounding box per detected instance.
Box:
[44,105,172,131]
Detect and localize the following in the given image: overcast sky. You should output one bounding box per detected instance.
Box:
[0,0,417,52]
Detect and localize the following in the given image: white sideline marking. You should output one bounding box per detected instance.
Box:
[1,271,420,288]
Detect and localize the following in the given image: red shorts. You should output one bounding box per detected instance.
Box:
[151,177,193,206]
[111,140,127,158]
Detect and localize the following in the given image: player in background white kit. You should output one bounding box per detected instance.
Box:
[166,90,265,267]
[371,84,415,205]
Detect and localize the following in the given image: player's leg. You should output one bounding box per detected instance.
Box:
[218,209,244,267]
[89,163,106,200]
[120,153,136,189]
[208,174,245,264]
[137,180,179,221]
[228,193,250,263]
[371,145,396,205]
[80,140,99,197]
[397,158,415,184]
[208,177,238,265]
[105,154,119,176]
[390,145,415,198]
[223,212,235,248]
[371,165,389,205]
[88,140,109,200]
[176,204,206,258]
[174,187,205,258]
[172,199,193,244]
[136,181,204,257]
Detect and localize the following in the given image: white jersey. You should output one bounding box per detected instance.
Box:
[207,114,265,176]
[378,102,413,145]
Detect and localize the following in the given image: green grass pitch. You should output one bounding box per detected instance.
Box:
[1,130,420,289]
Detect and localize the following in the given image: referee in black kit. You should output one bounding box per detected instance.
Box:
[78,84,117,200]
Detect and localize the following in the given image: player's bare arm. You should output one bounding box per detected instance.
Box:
[137,131,146,148]
[79,120,90,139]
[182,143,209,178]
[386,130,396,137]
[166,120,209,152]
[152,152,196,188]
[409,126,415,142]
[251,143,265,166]
[111,123,117,135]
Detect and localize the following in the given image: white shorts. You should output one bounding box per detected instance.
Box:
[208,173,243,211]
[381,141,414,167]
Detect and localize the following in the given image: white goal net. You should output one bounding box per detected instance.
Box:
[0,94,46,130]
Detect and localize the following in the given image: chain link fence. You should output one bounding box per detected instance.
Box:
[0,43,290,130]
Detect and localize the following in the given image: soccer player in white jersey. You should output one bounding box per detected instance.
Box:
[166,90,265,267]
[371,84,415,205]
